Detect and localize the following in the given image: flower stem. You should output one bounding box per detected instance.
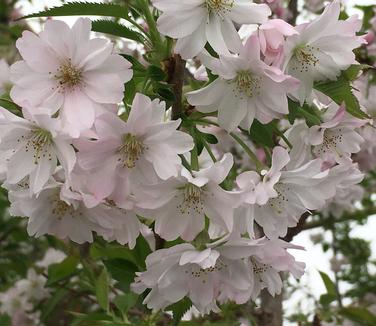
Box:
[229,132,263,172]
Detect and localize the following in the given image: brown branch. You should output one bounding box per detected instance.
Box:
[167,54,186,120]
[287,0,299,25]
[283,212,311,242]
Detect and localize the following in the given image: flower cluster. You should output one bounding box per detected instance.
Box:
[0,0,369,317]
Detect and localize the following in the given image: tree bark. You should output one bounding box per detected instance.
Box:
[258,290,283,326]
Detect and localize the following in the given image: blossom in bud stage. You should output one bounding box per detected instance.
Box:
[138,153,239,241]
[132,238,304,312]
[152,0,271,59]
[10,18,133,136]
[258,19,298,66]
[0,106,76,194]
[75,93,194,205]
[187,34,299,132]
[8,180,143,246]
[0,59,11,95]
[283,0,364,105]
[236,147,341,238]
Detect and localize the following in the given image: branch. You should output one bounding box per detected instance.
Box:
[287,0,299,25]
[302,207,376,231]
[167,54,186,120]
[283,212,311,242]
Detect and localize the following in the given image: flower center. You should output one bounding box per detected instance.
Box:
[251,257,270,274]
[232,71,262,99]
[315,129,343,157]
[292,45,319,72]
[185,260,227,283]
[117,133,145,169]
[177,183,204,215]
[268,183,290,215]
[205,0,234,16]
[53,59,83,92]
[20,128,53,164]
[51,199,73,220]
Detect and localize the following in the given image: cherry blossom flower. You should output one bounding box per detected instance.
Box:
[187,34,299,132]
[152,0,271,59]
[321,160,364,218]
[8,179,142,246]
[0,59,11,95]
[132,237,304,312]
[0,106,76,194]
[75,93,194,205]
[236,147,342,238]
[138,153,240,241]
[10,18,132,136]
[283,0,364,104]
[284,104,365,165]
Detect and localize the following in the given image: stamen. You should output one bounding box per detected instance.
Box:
[292,45,320,73]
[52,58,83,92]
[232,71,262,99]
[20,128,53,164]
[177,183,205,215]
[117,133,145,169]
[205,0,234,17]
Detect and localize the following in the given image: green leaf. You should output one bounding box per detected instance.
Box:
[103,259,138,292]
[20,2,130,20]
[114,293,138,312]
[343,64,372,81]
[288,98,322,126]
[0,98,21,112]
[120,54,146,72]
[314,75,369,119]
[91,20,144,43]
[96,267,109,311]
[319,293,337,306]
[147,65,167,81]
[166,297,193,326]
[339,307,376,326]
[318,271,337,295]
[249,120,275,148]
[47,256,79,286]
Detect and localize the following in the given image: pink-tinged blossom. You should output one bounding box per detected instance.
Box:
[152,0,271,59]
[219,237,305,299]
[138,154,240,241]
[0,106,76,194]
[131,238,304,312]
[8,180,142,246]
[187,34,299,132]
[285,104,365,165]
[321,160,364,218]
[283,0,365,104]
[75,93,194,205]
[0,59,11,95]
[236,147,342,238]
[10,18,132,136]
[259,19,298,66]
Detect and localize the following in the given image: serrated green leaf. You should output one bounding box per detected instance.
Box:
[147,65,167,81]
[166,297,193,326]
[318,271,337,295]
[47,256,79,286]
[20,2,129,20]
[314,75,369,119]
[96,267,109,311]
[288,98,322,126]
[91,20,144,43]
